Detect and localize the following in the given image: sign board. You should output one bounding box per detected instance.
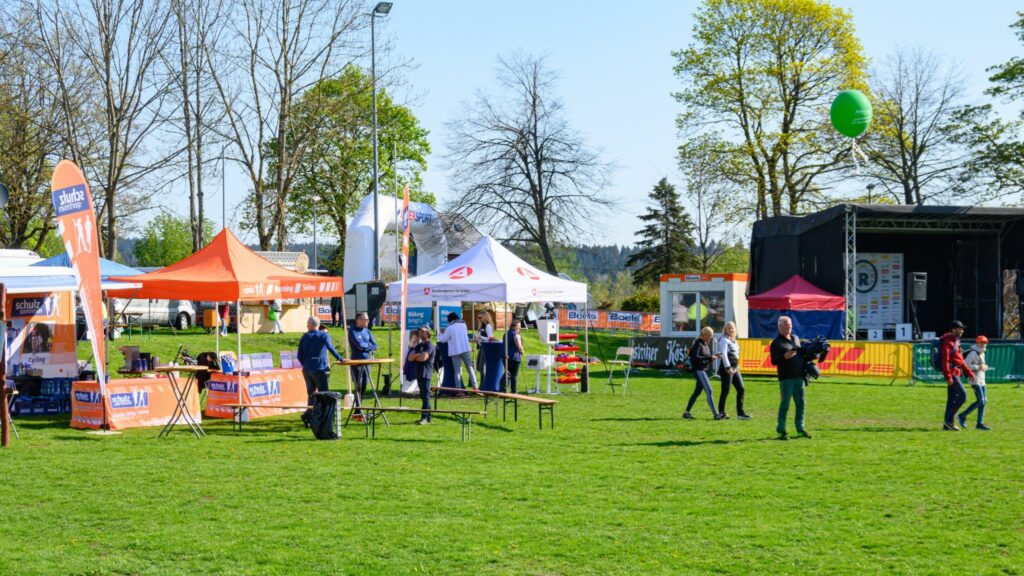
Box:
[405,306,433,331]
[629,337,694,370]
[4,291,77,378]
[438,303,462,332]
[868,329,883,341]
[895,323,912,341]
[856,253,903,330]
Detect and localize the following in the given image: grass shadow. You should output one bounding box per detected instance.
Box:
[624,438,770,448]
[829,426,935,433]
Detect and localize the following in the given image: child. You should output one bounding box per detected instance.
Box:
[959,335,991,430]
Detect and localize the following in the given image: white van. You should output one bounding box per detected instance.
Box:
[110,298,196,330]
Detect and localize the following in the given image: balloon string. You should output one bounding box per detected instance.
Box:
[850,139,868,174]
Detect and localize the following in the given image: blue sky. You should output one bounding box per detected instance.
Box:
[214,0,1022,247]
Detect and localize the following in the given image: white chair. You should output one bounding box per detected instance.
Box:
[605,347,635,396]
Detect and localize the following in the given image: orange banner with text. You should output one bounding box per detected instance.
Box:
[71,378,200,430]
[205,368,308,419]
[737,338,913,379]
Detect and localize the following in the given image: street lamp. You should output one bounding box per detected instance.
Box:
[370,1,392,280]
[866,183,876,204]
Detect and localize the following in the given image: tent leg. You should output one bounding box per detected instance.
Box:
[584,301,590,393]
[236,300,242,406]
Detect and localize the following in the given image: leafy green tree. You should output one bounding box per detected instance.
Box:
[954,12,1024,200]
[267,65,432,274]
[673,0,868,218]
[134,214,215,267]
[706,242,750,274]
[626,178,698,287]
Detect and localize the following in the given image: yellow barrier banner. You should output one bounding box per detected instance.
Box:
[738,338,913,379]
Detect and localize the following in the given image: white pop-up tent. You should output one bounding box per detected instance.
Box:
[389,236,591,393]
[391,236,587,304]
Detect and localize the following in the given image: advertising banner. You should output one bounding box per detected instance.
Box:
[856,253,904,330]
[405,306,433,331]
[5,291,77,378]
[71,378,200,430]
[438,303,462,332]
[205,368,308,419]
[912,342,1024,383]
[628,336,694,370]
[557,308,659,333]
[738,338,912,378]
[51,160,105,388]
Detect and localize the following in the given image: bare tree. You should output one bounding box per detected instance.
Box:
[34,0,177,259]
[0,4,63,250]
[863,47,975,205]
[168,0,226,250]
[678,135,744,273]
[445,53,612,274]
[204,0,366,250]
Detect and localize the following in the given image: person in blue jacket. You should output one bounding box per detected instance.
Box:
[347,312,378,413]
[297,316,344,422]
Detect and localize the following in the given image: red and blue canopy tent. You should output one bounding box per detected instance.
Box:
[747,275,845,339]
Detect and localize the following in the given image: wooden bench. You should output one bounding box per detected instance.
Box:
[224,404,312,433]
[432,387,558,430]
[350,406,486,441]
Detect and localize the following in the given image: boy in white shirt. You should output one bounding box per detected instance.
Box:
[959,335,991,431]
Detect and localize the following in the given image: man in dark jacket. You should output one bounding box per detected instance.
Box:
[297,316,344,420]
[770,316,811,440]
[347,312,378,412]
[939,320,974,431]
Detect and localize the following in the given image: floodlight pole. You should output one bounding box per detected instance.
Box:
[371,4,389,281]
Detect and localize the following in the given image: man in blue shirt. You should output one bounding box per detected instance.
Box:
[297,316,344,420]
[347,312,378,412]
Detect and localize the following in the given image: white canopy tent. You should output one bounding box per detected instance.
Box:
[391,236,587,304]
[389,236,591,393]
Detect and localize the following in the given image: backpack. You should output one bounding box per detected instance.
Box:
[309,391,345,440]
[930,338,945,373]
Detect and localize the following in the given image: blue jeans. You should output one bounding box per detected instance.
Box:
[944,376,967,425]
[418,377,432,421]
[960,384,987,425]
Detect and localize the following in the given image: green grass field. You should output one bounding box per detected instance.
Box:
[2,328,1022,575]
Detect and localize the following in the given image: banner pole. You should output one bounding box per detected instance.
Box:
[1,283,9,448]
[236,300,241,406]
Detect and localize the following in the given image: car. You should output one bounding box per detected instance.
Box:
[110,298,196,330]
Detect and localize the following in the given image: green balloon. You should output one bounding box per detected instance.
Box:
[830,90,872,138]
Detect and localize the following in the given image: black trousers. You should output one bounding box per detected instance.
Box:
[718,369,746,415]
[302,369,330,417]
[350,365,370,407]
[418,377,432,421]
[505,359,521,393]
[686,370,717,415]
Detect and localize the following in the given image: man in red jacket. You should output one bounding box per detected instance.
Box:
[940,320,974,431]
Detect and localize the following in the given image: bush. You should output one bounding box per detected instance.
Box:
[620,290,659,312]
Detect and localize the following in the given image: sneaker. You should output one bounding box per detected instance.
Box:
[714,413,728,420]
[737,414,752,421]
[778,432,789,441]
[976,423,991,431]
[797,431,813,439]
[682,412,694,420]
[352,414,366,423]
[942,422,961,431]
[958,413,967,429]
[416,419,430,425]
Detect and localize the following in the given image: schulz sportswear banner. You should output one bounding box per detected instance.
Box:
[51,160,106,389]
[71,378,200,430]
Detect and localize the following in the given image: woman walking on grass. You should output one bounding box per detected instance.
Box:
[717,321,750,420]
[683,326,724,420]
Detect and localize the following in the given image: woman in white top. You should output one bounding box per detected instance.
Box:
[717,321,750,420]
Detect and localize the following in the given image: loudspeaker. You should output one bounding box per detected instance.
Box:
[911,272,928,301]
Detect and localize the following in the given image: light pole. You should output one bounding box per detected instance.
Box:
[370,1,392,281]
[866,183,876,204]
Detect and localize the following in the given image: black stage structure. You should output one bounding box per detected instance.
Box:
[750,204,1024,339]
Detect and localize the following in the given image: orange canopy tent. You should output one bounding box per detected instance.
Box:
[108,228,343,300]
[108,229,346,393]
